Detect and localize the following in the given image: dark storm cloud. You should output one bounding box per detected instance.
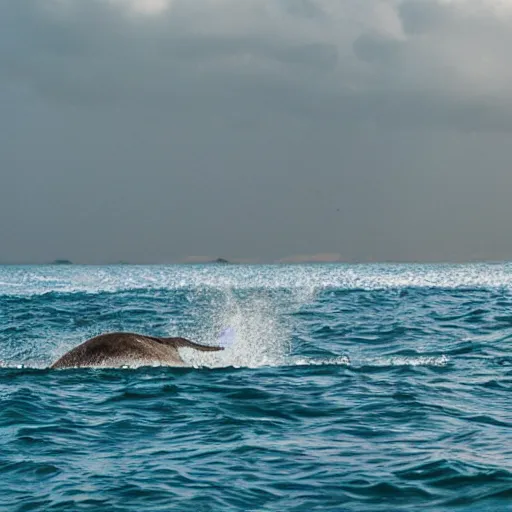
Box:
[2,1,512,126]
[2,0,512,263]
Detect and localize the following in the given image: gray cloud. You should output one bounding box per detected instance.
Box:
[3,1,512,126]
[1,0,512,263]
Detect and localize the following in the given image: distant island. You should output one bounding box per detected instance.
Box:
[36,258,232,265]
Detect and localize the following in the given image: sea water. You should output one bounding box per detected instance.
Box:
[0,264,511,511]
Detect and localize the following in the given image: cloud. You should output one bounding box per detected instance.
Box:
[113,0,173,15]
[2,0,512,130]
[3,0,512,263]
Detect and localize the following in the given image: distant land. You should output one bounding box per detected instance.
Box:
[187,258,232,264]
[0,253,508,265]
[5,257,236,265]
[45,258,234,265]
[210,258,230,264]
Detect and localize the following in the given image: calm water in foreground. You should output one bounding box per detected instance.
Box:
[0,264,511,511]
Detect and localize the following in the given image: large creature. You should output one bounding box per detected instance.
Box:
[50,330,233,369]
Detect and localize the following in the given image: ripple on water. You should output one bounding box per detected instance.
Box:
[1,265,512,511]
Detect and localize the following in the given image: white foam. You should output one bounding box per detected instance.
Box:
[288,355,351,367]
[2,263,512,297]
[361,354,450,367]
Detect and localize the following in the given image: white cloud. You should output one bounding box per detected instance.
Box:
[110,0,173,15]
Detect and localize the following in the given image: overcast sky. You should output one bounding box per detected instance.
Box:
[2,0,512,263]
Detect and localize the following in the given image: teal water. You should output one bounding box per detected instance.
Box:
[0,264,511,511]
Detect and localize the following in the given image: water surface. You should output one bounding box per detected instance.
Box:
[1,264,511,511]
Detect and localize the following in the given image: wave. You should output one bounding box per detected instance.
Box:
[3,263,512,297]
[0,354,450,371]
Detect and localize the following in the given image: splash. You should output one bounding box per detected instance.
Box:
[178,289,299,369]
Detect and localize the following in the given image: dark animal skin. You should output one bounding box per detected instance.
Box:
[50,332,224,369]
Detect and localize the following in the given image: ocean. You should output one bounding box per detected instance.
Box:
[0,263,511,511]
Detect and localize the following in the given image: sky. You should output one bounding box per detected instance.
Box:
[2,0,512,263]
